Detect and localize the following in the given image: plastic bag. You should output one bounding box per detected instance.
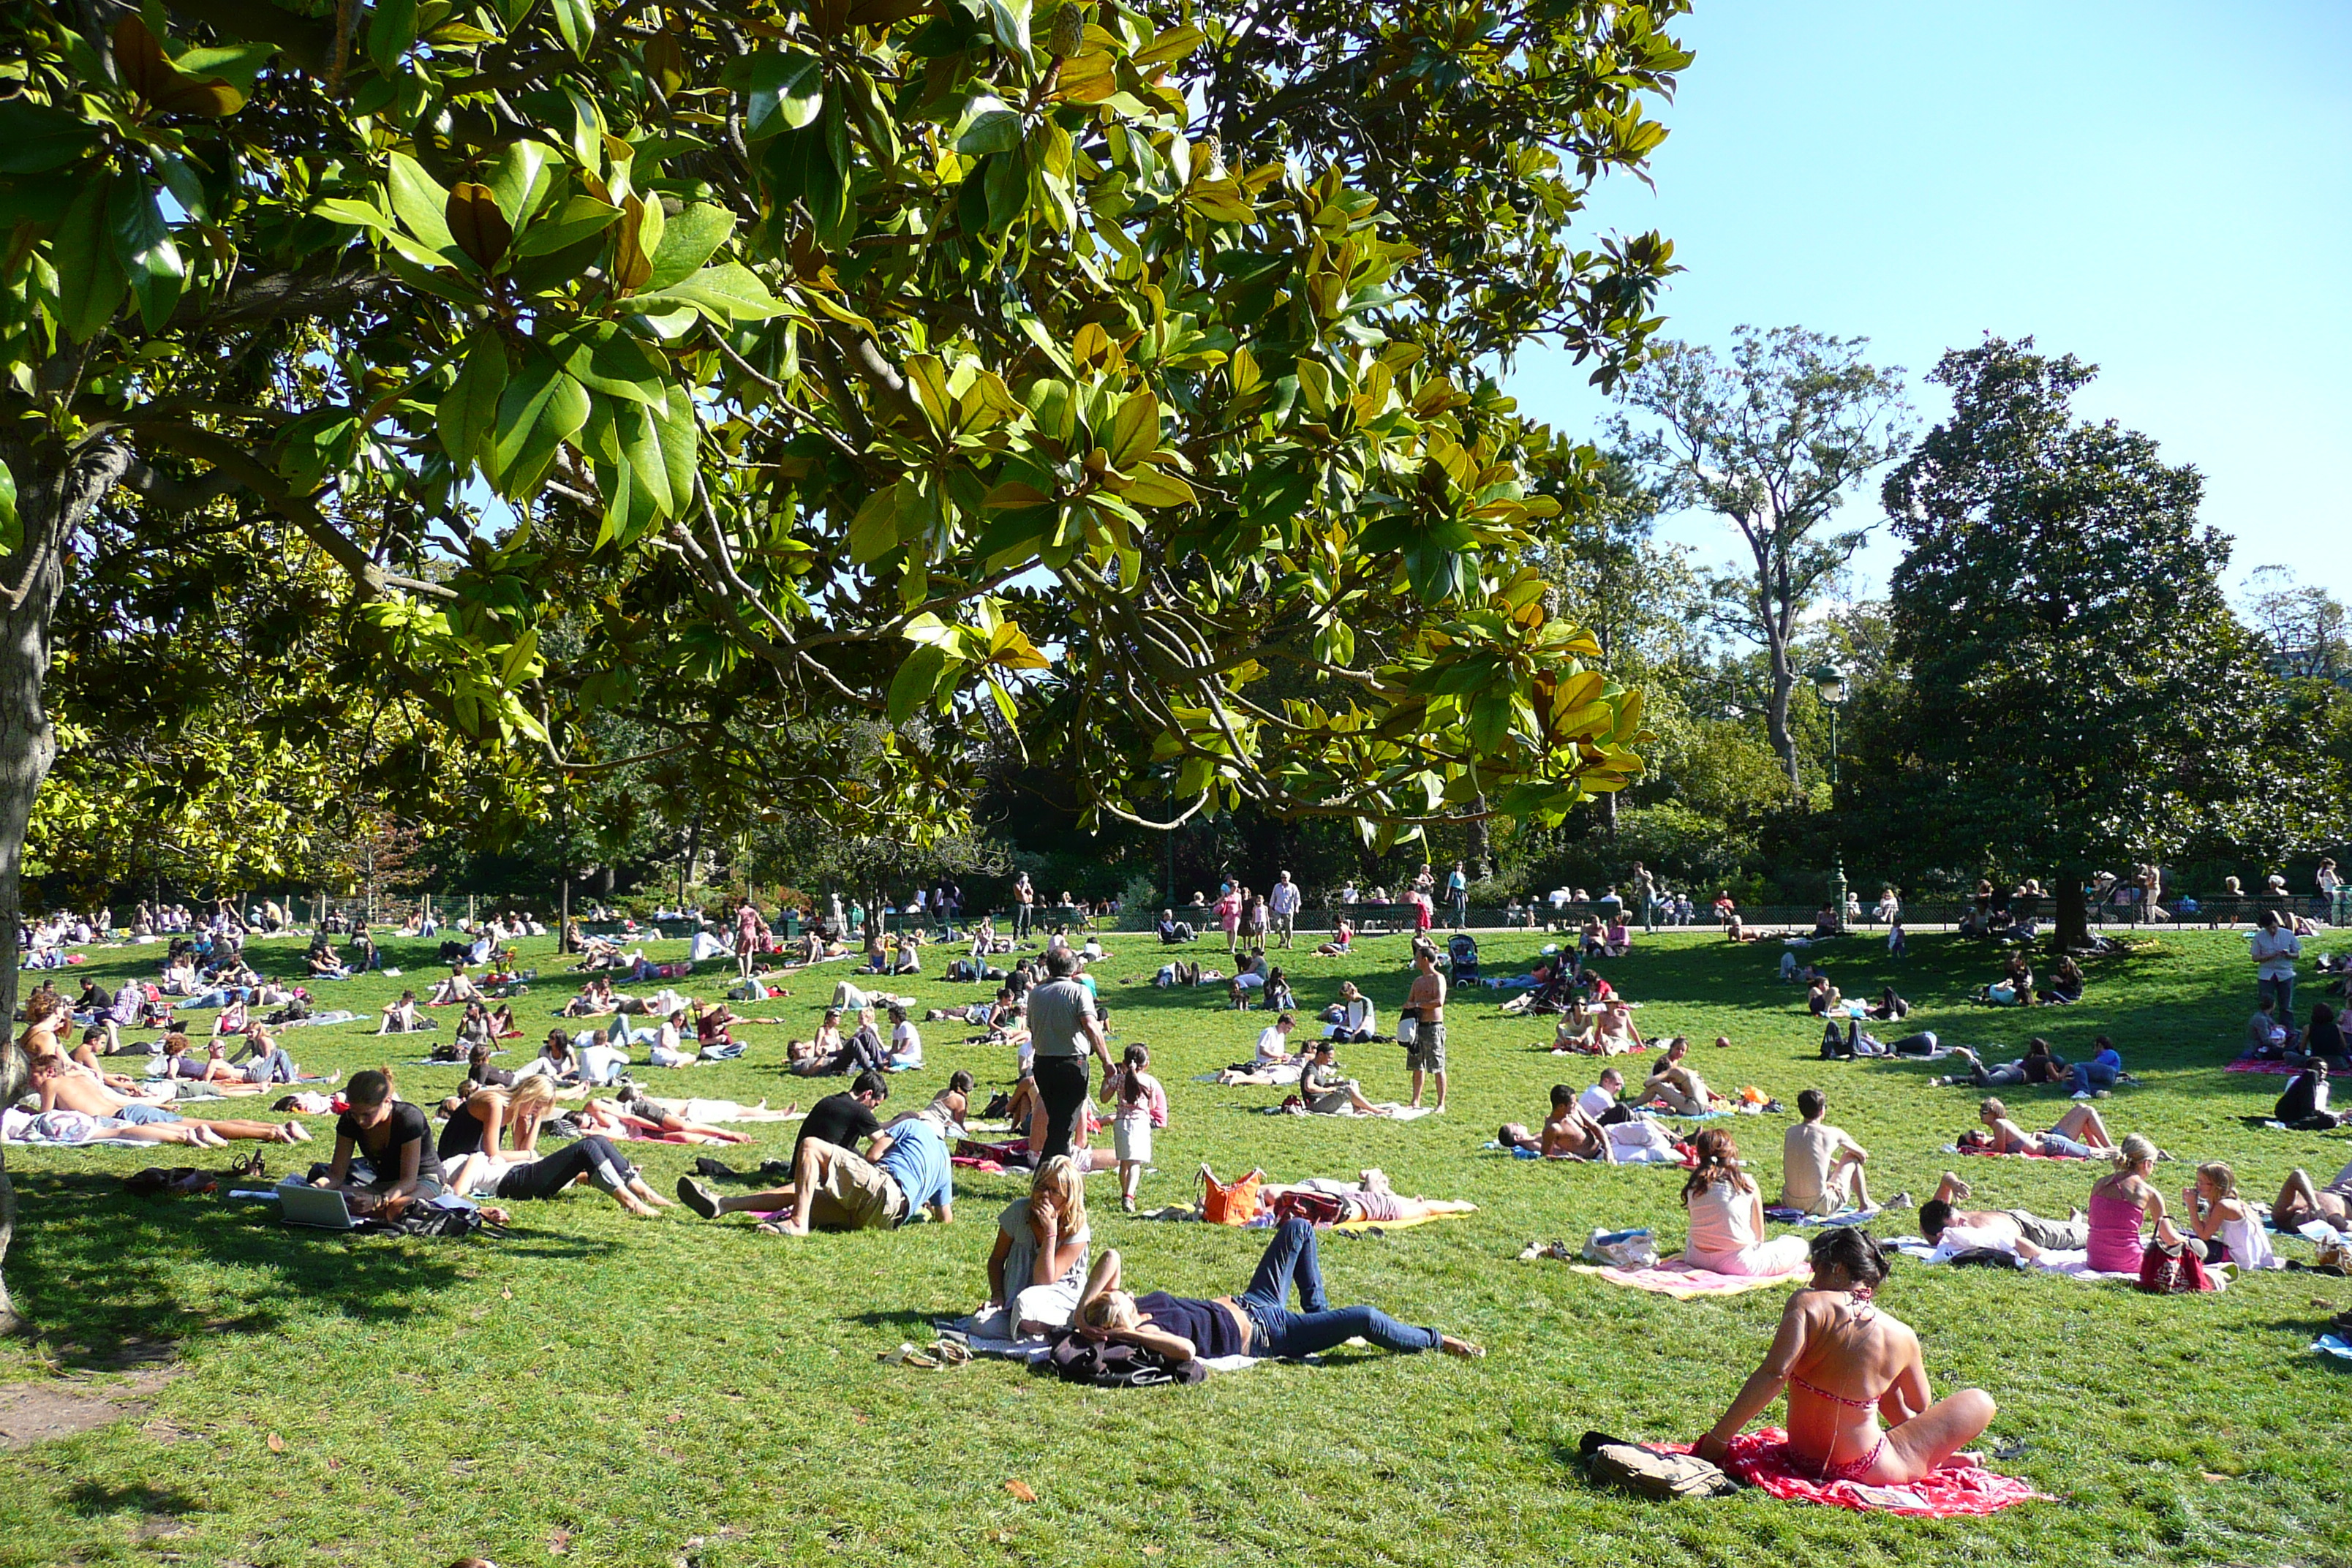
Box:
[1583,1226,1658,1268]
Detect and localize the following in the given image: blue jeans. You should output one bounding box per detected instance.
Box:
[114,1102,178,1125]
[244,1048,298,1084]
[2259,975,2295,1025]
[1237,1217,1440,1359]
[2069,1060,2120,1094]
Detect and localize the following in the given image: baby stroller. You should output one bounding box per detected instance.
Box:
[1447,932,1481,984]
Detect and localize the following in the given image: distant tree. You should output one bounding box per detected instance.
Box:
[2244,567,2351,685]
[1876,336,2335,950]
[1610,326,1912,792]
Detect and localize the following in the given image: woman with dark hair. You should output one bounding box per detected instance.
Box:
[1682,1129,1810,1275]
[321,1068,445,1201]
[1697,1228,1997,1483]
[2305,1003,2349,1071]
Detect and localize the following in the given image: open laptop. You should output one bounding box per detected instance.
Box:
[279,1184,360,1230]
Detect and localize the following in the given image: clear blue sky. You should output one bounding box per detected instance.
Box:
[1509,0,2351,604]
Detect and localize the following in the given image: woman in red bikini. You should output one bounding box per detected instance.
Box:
[1696,1229,1996,1485]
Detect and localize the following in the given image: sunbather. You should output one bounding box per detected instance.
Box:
[28,1055,310,1143]
[1643,1039,1722,1115]
[440,1077,673,1218]
[1696,1228,1996,1484]
[1256,1171,1477,1224]
[1683,1129,1810,1275]
[1918,1172,2089,1258]
[1074,1216,1482,1364]
[1780,1089,1872,1215]
[1964,1096,2114,1158]
[2271,1158,2352,1235]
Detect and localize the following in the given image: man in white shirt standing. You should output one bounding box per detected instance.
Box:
[2250,908,2302,1023]
[1269,871,1301,949]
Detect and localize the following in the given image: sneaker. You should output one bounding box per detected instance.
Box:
[676,1176,722,1220]
[2070,1090,2094,1101]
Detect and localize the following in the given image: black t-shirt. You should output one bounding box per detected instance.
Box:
[2021,1055,2065,1085]
[793,1092,881,1168]
[337,1100,446,1186]
[437,1101,490,1161]
[471,1063,517,1089]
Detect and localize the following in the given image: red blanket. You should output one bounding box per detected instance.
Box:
[2223,1059,2298,1075]
[1666,1429,2048,1516]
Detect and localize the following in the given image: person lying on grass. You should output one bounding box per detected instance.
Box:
[591,1090,756,1144]
[1254,1170,1477,1226]
[985,1156,1093,1335]
[29,1055,312,1145]
[1929,1038,2069,1089]
[206,1026,306,1088]
[1683,1129,1812,1276]
[1918,1172,2090,1258]
[1496,1085,1680,1164]
[2272,1157,2352,1235]
[1961,1096,2116,1159]
[1696,1227,1996,1484]
[674,1072,891,1222]
[761,1108,953,1237]
[1074,1215,1483,1365]
[148,1032,271,1095]
[439,1077,674,1218]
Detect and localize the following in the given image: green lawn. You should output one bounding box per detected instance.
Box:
[1,924,2347,1568]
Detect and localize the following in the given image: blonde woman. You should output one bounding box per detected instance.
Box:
[2181,1162,2276,1270]
[2085,1134,2195,1273]
[443,1076,673,1217]
[985,1156,1093,1334]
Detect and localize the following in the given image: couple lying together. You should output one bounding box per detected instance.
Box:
[20,1049,314,1148]
[968,1159,1483,1369]
[1496,1073,1685,1164]
[674,1071,960,1236]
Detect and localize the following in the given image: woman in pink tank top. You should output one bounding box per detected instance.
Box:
[2085,1134,2195,1271]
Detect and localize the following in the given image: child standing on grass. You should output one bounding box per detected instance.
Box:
[1101,1043,1168,1213]
[1887,918,1907,958]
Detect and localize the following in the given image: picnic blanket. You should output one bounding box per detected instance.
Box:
[2223,1059,2299,1075]
[933,1318,1266,1373]
[1887,1235,2144,1283]
[1659,1429,2049,1516]
[1764,1206,1884,1228]
[1259,1102,1436,1121]
[1566,1254,1811,1299]
[1128,1202,1473,1235]
[2312,1334,2352,1362]
[1635,1104,1731,1121]
[278,1010,360,1028]
[1488,1142,1686,1167]
[1196,1064,1303,1085]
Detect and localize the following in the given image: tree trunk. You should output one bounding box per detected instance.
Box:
[1465,792,1490,880]
[2052,872,2089,955]
[0,436,104,1336]
[1765,639,1801,793]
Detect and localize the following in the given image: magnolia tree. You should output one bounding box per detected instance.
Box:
[0,0,1689,1329]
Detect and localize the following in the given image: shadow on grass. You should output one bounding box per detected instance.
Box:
[845,1308,939,1330]
[4,1168,614,1369]
[62,1480,204,1520]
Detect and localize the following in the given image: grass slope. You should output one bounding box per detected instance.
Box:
[0,926,2346,1568]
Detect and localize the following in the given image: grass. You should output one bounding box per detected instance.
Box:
[1,922,2348,1568]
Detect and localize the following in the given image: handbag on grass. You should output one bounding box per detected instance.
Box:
[1198,1163,1264,1225]
[2139,1239,2216,1294]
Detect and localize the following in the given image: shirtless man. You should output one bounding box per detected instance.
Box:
[29,1055,311,1143]
[1643,1036,1721,1115]
[1496,1085,1683,1164]
[1970,1096,2114,1159]
[1595,999,1645,1055]
[2272,1157,2352,1234]
[1406,942,1447,1112]
[1917,1172,2089,1259]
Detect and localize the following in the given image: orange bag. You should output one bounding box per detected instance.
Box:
[1198,1163,1265,1225]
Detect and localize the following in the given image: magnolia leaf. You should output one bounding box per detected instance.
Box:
[515,193,622,256]
[53,174,126,341]
[1120,467,1195,508]
[737,50,826,139]
[385,152,458,254]
[986,0,1032,58]
[438,327,508,471]
[644,202,736,292]
[0,99,100,173]
[955,99,1024,157]
[445,181,511,270]
[1107,389,1159,470]
[1133,23,1207,67]
[887,642,950,725]
[625,262,789,323]
[486,140,554,227]
[555,321,666,404]
[549,0,595,56]
[848,484,902,563]
[367,0,418,73]
[312,197,390,231]
[1053,50,1117,104]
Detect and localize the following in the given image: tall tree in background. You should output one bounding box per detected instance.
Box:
[1877,336,2334,951]
[1610,325,1911,791]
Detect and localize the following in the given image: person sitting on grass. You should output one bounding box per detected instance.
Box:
[1962,1096,2116,1160]
[674,1072,889,1221]
[440,1077,674,1218]
[2039,956,2086,1005]
[1682,1129,1812,1276]
[2271,1158,2352,1235]
[1321,981,1376,1042]
[320,1069,442,1201]
[374,990,435,1036]
[1695,1227,1996,1485]
[1215,1012,1301,1085]
[211,1025,304,1088]
[1642,1037,1722,1115]
[2274,1060,2337,1130]
[1074,1215,1483,1365]
[1313,919,1356,957]
[1300,1040,1389,1117]
[1496,1085,1678,1164]
[2178,1161,2276,1269]
[1596,999,1646,1055]
[27,1055,312,1146]
[2085,1134,2197,1271]
[984,1156,1093,1335]
[427,964,480,1007]
[1780,1090,1873,1216]
[1551,998,1598,1054]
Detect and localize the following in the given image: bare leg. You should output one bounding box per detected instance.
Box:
[184,1118,312,1143]
[712,1186,796,1215]
[2053,1103,2114,1148]
[777,1139,828,1236]
[2273,1169,2322,1229]
[1841,1154,1872,1210]
[1877,1389,1998,1483]
[1408,1067,1424,1109]
[1433,1068,1447,1112]
[1345,1085,1390,1116]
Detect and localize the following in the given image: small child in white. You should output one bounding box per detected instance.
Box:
[1101,1042,1168,1214]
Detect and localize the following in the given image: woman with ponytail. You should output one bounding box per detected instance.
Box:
[2086,1134,2196,1272]
[1699,1227,1996,1484]
[1681,1129,1811,1275]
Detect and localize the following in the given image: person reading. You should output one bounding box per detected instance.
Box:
[1696,1229,1997,1485]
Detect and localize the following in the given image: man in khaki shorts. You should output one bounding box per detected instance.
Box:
[1405,940,1447,1112]
[776,1113,954,1237]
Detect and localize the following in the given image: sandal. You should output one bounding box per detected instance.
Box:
[932,1339,973,1367]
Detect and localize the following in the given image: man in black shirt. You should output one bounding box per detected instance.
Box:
[674,1072,890,1221]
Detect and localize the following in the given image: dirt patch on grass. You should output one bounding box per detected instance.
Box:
[0,1341,185,1450]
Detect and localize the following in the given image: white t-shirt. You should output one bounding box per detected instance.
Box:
[1578,1085,1617,1120]
[892,1020,923,1068]
[2250,929,2302,980]
[1255,1025,1292,1063]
